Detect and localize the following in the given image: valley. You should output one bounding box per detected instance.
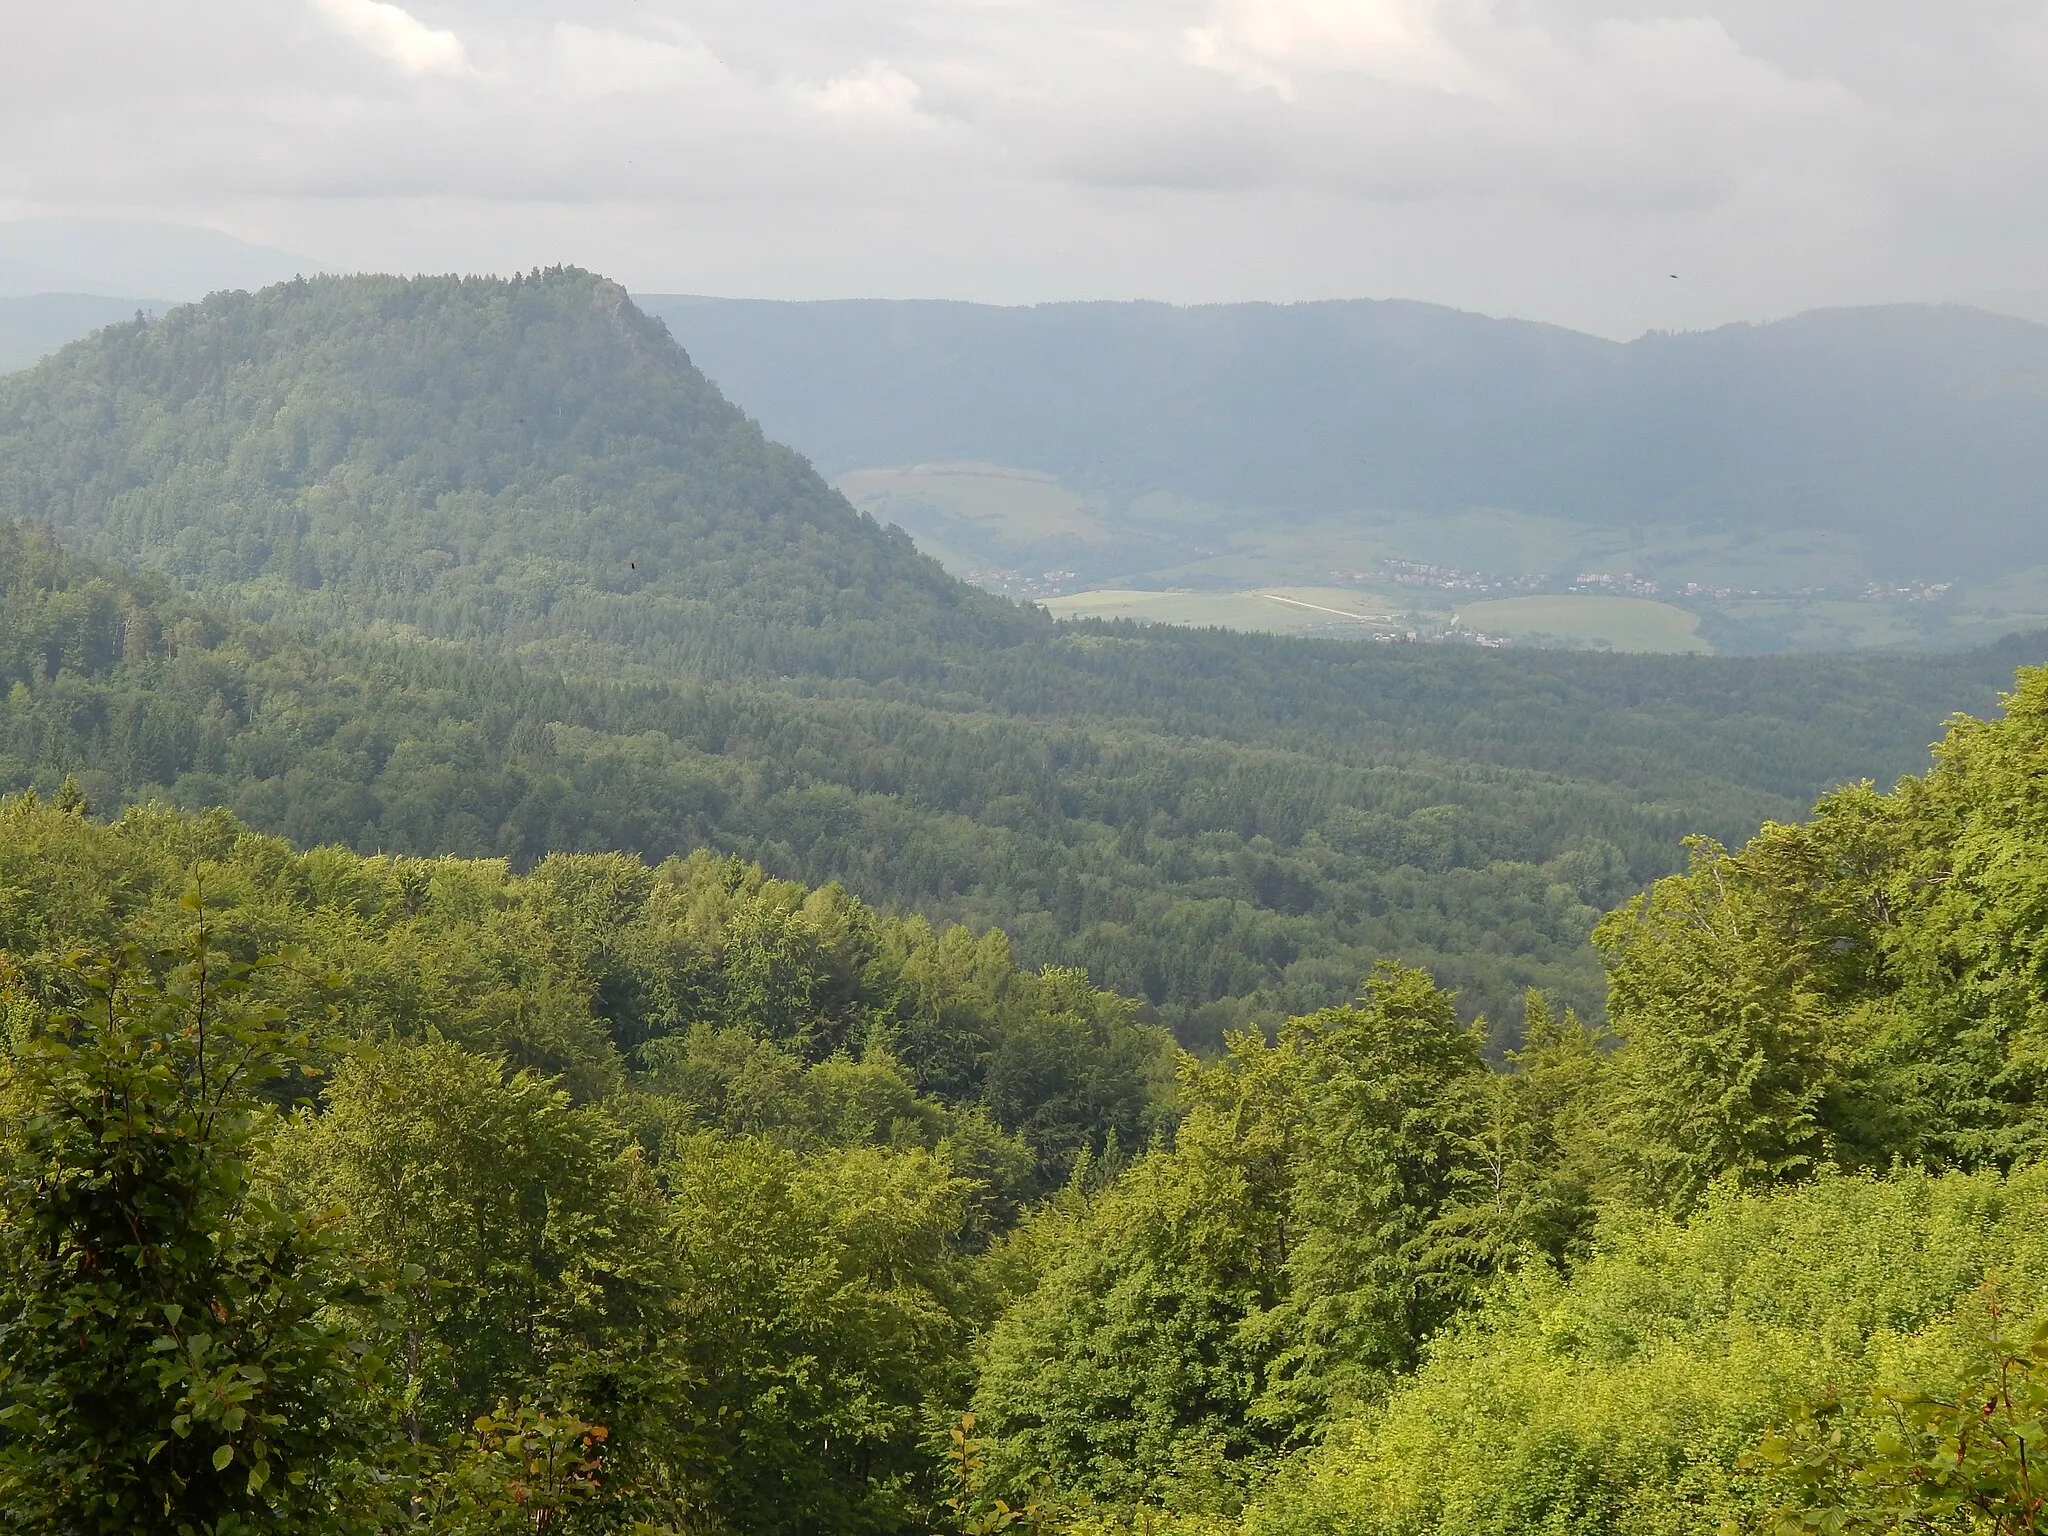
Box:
[2,274,2040,1040]
[15,289,2047,655]
[840,460,2039,651]
[7,3,2048,1527]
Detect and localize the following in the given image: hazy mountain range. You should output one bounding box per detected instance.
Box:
[0,218,312,302]
[644,296,2048,584]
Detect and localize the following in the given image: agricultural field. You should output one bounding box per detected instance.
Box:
[836,462,1171,597]
[1454,595,1711,652]
[1042,585,1424,637]
[837,463,1110,547]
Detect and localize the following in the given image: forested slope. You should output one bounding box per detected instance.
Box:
[5,522,2041,1036]
[0,796,1176,1532]
[0,268,1020,678]
[7,667,2048,1533]
[1222,660,2048,1536]
[962,664,2048,1529]
[3,272,2046,1033]
[9,272,2048,1536]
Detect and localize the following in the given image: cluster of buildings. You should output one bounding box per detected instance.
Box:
[967,567,1081,599]
[1862,581,1953,603]
[1365,560,1549,595]
[1565,570,1664,597]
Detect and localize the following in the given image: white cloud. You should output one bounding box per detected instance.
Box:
[549,23,732,98]
[799,61,931,125]
[1185,0,1500,99]
[311,0,470,78]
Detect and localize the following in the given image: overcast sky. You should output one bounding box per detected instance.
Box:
[4,0,2046,337]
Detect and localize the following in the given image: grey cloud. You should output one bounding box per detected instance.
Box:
[1,0,2046,335]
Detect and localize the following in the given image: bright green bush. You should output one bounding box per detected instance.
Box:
[1243,1168,2048,1536]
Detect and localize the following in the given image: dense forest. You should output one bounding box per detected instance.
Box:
[0,269,1019,680]
[5,664,2048,1534]
[2,519,2041,1039]
[0,271,2043,1033]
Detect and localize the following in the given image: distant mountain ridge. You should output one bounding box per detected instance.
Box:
[645,296,2048,580]
[0,217,316,299]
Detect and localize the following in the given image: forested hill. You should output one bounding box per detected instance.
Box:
[0,268,1023,677]
[648,295,2048,579]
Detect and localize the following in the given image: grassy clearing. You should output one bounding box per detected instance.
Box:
[1455,595,1711,653]
[1043,586,1420,637]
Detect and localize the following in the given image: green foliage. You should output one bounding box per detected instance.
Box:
[969,667,2048,1530]
[1594,665,2048,1210]
[7,659,2048,1535]
[1241,1169,2048,1536]
[1245,964,1499,1422]
[971,965,1577,1508]
[271,1039,671,1442]
[933,1413,1050,1536]
[1,274,2040,1036]
[411,1401,617,1536]
[658,1133,980,1536]
[10,577,2026,1038]
[0,929,388,1535]
[1593,827,1871,1209]
[1214,670,2048,1536]
[1755,1288,2048,1536]
[0,271,1015,678]
[979,967,1175,1185]
[0,798,1174,1194]
[973,1114,1286,1511]
[6,269,2048,1536]
[0,802,1172,1533]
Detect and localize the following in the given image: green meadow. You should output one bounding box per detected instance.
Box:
[1455,594,1711,652]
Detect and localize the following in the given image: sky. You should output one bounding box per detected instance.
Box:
[5,0,2048,337]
